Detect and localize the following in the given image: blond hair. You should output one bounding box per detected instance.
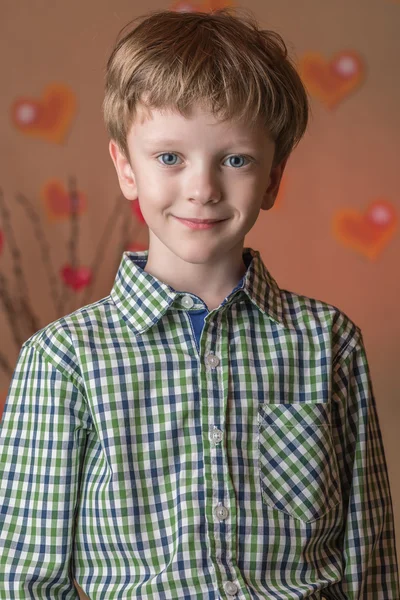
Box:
[103,7,309,165]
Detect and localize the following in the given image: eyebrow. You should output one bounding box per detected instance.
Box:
[142,138,257,148]
[142,139,182,147]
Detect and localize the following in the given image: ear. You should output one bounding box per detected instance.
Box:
[108,140,138,200]
[261,157,288,211]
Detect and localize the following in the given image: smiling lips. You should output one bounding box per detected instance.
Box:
[174,216,226,229]
[177,217,224,223]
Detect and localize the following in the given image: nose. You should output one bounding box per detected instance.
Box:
[186,165,222,204]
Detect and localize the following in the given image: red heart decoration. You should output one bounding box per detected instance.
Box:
[60,265,92,291]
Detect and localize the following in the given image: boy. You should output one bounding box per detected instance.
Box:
[0,7,398,599]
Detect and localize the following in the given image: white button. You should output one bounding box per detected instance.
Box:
[214,504,229,520]
[181,295,194,309]
[205,353,220,368]
[210,428,223,444]
[223,581,238,596]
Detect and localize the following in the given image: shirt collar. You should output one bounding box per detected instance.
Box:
[110,246,287,334]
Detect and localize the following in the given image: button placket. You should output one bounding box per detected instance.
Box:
[201,321,242,599]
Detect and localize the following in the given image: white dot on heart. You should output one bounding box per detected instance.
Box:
[335,56,358,77]
[370,205,390,225]
[175,3,195,12]
[16,103,37,124]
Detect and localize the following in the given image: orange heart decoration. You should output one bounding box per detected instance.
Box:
[11,83,77,143]
[299,50,365,109]
[42,179,87,222]
[332,199,397,260]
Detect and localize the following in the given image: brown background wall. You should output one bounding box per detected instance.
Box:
[1,1,399,596]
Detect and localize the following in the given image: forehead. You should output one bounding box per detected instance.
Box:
[130,101,266,144]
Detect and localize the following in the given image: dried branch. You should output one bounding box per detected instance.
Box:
[58,176,80,316]
[81,194,126,306]
[0,271,25,348]
[0,350,13,377]
[0,188,40,336]
[16,193,63,317]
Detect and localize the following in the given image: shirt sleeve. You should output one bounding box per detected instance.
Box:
[0,342,90,599]
[327,327,400,599]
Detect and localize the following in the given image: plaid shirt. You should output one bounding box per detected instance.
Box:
[1,247,398,599]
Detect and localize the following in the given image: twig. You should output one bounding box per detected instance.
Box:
[0,188,40,335]
[58,176,80,316]
[81,194,126,306]
[0,271,25,348]
[0,350,13,377]
[16,193,63,317]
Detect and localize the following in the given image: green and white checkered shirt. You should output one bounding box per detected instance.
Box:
[1,247,399,599]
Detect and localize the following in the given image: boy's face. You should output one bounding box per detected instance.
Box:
[109,101,286,270]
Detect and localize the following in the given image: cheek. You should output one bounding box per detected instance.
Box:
[137,167,175,194]
[241,201,262,226]
[136,194,171,217]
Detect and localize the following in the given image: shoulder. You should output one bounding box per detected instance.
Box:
[21,294,114,387]
[279,287,362,363]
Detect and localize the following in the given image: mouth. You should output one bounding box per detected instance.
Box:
[174,217,225,223]
[173,216,227,230]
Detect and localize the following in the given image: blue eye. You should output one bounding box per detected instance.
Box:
[226,155,247,168]
[157,153,180,166]
[156,153,251,168]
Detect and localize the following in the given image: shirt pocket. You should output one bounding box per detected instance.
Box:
[257,402,342,523]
